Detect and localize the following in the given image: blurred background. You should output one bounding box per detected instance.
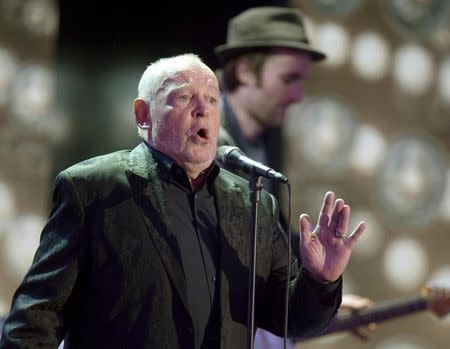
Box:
[0,0,449,348]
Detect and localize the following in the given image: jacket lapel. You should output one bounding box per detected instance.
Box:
[214,173,252,329]
[125,143,189,312]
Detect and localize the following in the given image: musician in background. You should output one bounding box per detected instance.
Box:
[215,7,375,348]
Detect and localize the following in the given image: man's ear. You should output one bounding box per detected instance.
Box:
[235,59,257,85]
[134,98,151,130]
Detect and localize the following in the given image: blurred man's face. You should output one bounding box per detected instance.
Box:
[150,68,221,176]
[245,50,312,127]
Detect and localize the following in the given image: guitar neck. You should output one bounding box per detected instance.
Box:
[309,295,429,338]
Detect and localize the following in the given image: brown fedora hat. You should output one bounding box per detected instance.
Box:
[215,7,326,63]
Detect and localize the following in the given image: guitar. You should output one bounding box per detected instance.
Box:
[303,286,450,340]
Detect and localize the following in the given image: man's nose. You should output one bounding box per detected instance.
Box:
[192,97,209,117]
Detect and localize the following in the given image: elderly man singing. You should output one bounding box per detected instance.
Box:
[0,53,365,349]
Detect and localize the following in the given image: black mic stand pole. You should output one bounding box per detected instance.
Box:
[247,174,263,349]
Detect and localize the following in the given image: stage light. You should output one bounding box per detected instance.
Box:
[315,22,350,67]
[351,31,391,81]
[286,97,356,176]
[383,237,429,291]
[393,44,434,95]
[374,134,447,230]
[349,124,387,175]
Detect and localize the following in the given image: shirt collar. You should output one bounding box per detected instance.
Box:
[147,143,219,193]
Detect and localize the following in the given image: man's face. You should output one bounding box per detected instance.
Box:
[245,50,312,127]
[150,68,221,174]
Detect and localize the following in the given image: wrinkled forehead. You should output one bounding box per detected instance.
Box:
[159,68,219,94]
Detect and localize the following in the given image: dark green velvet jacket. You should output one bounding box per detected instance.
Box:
[0,143,340,348]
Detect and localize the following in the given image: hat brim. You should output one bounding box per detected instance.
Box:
[214,41,326,63]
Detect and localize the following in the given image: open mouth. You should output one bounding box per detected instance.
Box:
[197,128,208,140]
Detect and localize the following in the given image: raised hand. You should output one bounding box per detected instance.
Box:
[298,191,366,283]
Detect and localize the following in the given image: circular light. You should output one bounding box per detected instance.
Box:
[437,55,450,106]
[349,124,387,175]
[350,209,384,258]
[3,214,46,278]
[393,44,434,95]
[286,97,356,176]
[315,22,350,67]
[0,48,18,106]
[10,64,55,123]
[383,237,429,291]
[351,31,391,81]
[374,134,447,230]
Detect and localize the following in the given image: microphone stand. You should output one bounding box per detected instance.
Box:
[247,175,263,349]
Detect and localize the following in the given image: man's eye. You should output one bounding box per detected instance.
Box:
[209,97,217,104]
[179,95,191,101]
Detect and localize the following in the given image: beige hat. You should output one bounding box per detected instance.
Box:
[215,7,326,63]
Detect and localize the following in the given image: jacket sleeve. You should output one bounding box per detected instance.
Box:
[258,194,342,338]
[0,171,89,349]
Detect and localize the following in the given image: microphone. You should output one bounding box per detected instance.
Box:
[216,145,288,184]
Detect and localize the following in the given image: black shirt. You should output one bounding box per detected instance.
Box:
[150,146,221,349]
[149,145,340,347]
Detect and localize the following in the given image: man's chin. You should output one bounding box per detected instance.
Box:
[185,150,215,167]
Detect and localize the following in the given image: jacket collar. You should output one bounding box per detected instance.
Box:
[126,142,254,325]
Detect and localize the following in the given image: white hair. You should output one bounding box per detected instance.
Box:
[137,53,214,106]
[136,53,216,139]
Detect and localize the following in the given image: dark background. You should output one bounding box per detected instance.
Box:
[54,0,288,173]
[57,1,288,68]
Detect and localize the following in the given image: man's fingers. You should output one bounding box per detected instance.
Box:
[318,191,335,228]
[299,214,312,243]
[329,198,345,232]
[336,205,350,237]
[346,221,367,248]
